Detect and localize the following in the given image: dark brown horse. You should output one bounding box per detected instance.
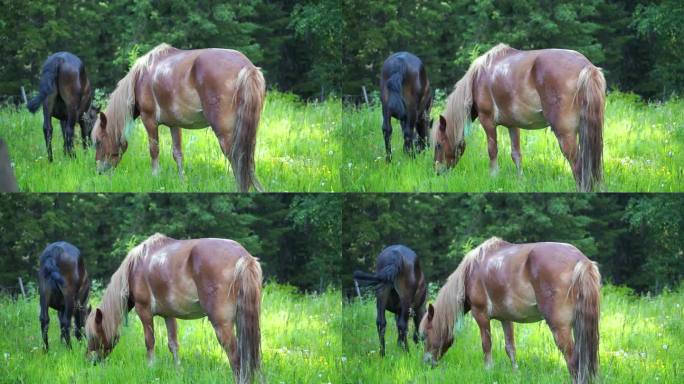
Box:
[433,44,605,191]
[38,241,91,350]
[380,52,432,160]
[419,237,600,384]
[353,245,426,356]
[91,43,266,192]
[27,52,99,161]
[85,234,262,384]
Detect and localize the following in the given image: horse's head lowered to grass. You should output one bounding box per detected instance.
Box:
[92,111,128,173]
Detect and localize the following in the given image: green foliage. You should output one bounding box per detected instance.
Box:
[341,92,684,192]
[0,284,342,383]
[0,92,342,192]
[0,194,341,292]
[342,194,684,294]
[342,284,684,383]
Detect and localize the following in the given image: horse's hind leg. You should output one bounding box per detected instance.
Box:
[42,96,55,162]
[502,321,518,369]
[170,127,184,180]
[508,127,522,176]
[211,317,240,378]
[164,317,180,365]
[382,106,393,162]
[376,287,390,356]
[549,325,577,381]
[39,294,50,350]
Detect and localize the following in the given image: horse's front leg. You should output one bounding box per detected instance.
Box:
[164,317,180,365]
[480,116,499,176]
[135,304,156,365]
[396,298,410,352]
[141,113,160,176]
[508,127,522,175]
[170,127,184,180]
[472,307,493,369]
[401,111,416,157]
[502,320,518,369]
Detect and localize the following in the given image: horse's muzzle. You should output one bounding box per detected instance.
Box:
[423,352,437,367]
[435,162,448,175]
[96,161,112,174]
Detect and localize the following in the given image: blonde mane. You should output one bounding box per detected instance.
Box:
[86,233,172,341]
[433,43,513,151]
[93,43,174,146]
[431,237,507,342]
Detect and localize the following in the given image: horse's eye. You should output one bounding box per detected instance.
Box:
[436,143,442,150]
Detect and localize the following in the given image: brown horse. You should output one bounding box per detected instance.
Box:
[419,237,600,384]
[432,44,606,191]
[91,43,266,192]
[85,234,262,384]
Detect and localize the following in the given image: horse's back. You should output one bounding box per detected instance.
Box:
[381,52,427,100]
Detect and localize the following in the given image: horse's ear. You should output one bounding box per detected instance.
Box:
[99,112,107,131]
[438,115,446,132]
[95,308,103,325]
[88,305,92,315]
[427,303,435,322]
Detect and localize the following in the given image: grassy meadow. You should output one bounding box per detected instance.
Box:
[342,285,683,383]
[0,284,341,383]
[341,92,684,192]
[0,92,342,192]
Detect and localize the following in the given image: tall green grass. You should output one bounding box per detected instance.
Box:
[0,284,341,383]
[0,92,342,192]
[341,93,684,191]
[342,285,683,383]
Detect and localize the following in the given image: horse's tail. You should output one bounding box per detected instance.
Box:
[231,65,266,192]
[570,260,601,384]
[385,65,406,119]
[42,248,65,290]
[234,254,262,384]
[576,65,606,192]
[353,263,401,288]
[27,55,64,113]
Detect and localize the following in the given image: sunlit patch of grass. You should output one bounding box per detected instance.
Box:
[341,92,684,192]
[0,283,341,383]
[341,284,684,383]
[0,92,342,192]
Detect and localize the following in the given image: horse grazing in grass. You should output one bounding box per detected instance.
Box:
[354,245,426,356]
[419,237,600,384]
[380,52,432,161]
[91,43,266,192]
[432,44,605,191]
[38,241,91,350]
[85,234,262,384]
[27,52,99,161]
